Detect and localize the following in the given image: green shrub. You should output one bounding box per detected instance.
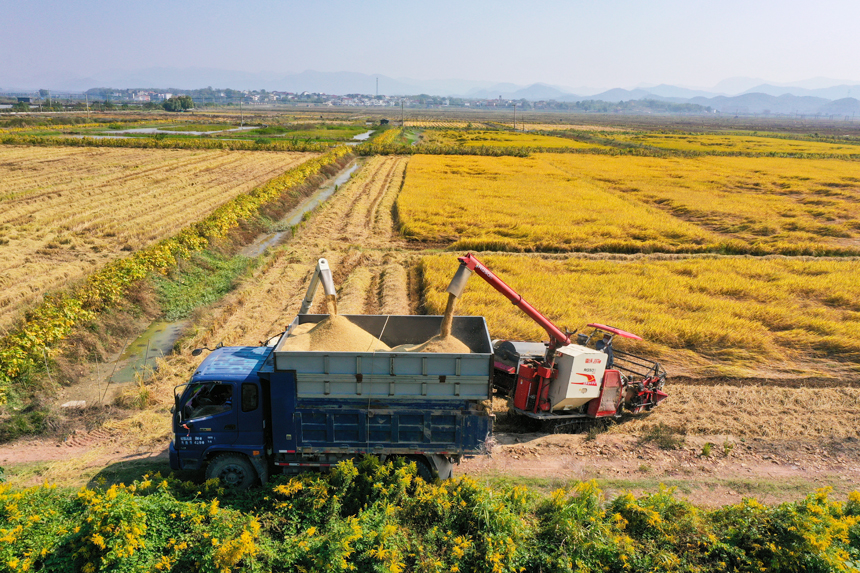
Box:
[1,461,859,572]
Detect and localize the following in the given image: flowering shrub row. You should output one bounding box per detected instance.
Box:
[0,147,351,402]
[1,457,858,572]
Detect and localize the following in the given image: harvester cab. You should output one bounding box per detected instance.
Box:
[448,253,669,429]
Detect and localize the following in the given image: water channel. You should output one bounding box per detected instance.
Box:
[102,159,363,393]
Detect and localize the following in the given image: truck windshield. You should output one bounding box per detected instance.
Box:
[182,382,233,421]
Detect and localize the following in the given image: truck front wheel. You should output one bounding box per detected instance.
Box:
[206,454,257,489]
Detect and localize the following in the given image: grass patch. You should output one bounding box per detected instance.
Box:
[151,251,256,320]
[638,423,686,450]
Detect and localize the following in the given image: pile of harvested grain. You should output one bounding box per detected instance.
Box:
[281,315,390,352]
[411,334,471,353]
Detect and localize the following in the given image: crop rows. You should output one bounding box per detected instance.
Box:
[420,253,860,379]
[0,147,350,400]
[422,129,603,149]
[0,146,318,331]
[611,132,860,155]
[398,154,860,255]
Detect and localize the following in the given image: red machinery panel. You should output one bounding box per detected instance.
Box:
[513,365,537,411]
[587,370,623,417]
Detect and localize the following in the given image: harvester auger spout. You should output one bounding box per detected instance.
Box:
[299,258,337,315]
[449,253,572,357]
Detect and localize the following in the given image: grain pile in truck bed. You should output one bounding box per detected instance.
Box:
[280,315,391,352]
[392,334,471,353]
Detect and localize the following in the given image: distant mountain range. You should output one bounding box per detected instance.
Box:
[3,68,860,115]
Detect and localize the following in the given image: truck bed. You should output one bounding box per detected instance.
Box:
[269,314,494,402]
[260,314,495,459]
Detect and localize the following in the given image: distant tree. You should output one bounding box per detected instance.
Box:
[39,89,49,98]
[162,95,194,112]
[11,102,30,112]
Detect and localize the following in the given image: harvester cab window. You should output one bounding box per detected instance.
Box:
[182,382,233,421]
[595,334,615,368]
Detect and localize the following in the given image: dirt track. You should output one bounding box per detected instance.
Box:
[4,153,860,504]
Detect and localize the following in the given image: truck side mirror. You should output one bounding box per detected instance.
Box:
[191,348,203,356]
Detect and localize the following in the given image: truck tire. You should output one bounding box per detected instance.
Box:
[206,454,257,489]
[411,456,435,483]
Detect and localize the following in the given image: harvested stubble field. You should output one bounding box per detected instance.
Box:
[397,153,860,255]
[422,129,603,149]
[610,132,860,155]
[0,145,317,330]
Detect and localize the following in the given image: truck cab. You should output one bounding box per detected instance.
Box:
[170,346,272,487]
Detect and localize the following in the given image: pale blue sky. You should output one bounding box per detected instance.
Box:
[3,0,858,89]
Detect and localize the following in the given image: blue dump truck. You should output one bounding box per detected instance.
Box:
[169,314,494,487]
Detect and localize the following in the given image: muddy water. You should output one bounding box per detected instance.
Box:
[241,159,361,258]
[109,320,189,384]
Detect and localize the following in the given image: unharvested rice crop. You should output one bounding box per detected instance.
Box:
[398,154,860,256]
[422,129,603,149]
[0,145,318,329]
[540,154,860,255]
[420,253,860,379]
[610,133,860,155]
[520,123,623,132]
[397,155,719,252]
[403,120,492,128]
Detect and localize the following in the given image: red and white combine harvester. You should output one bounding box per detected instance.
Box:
[447,253,668,431]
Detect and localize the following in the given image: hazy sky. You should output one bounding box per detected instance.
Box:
[3,0,859,89]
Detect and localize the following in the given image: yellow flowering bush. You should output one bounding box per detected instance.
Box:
[1,462,859,572]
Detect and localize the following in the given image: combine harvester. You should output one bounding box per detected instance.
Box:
[447,253,668,433]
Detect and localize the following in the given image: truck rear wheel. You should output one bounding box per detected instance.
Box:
[206,454,257,489]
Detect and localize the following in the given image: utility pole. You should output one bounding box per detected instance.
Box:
[376,77,379,97]
[513,103,516,130]
[401,100,404,126]
[240,100,243,126]
[85,93,90,120]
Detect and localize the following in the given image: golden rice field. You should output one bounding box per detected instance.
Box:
[520,123,623,132]
[0,145,317,330]
[420,253,860,379]
[422,129,603,149]
[397,155,722,252]
[610,133,860,155]
[541,154,860,254]
[397,154,860,255]
[404,121,492,128]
